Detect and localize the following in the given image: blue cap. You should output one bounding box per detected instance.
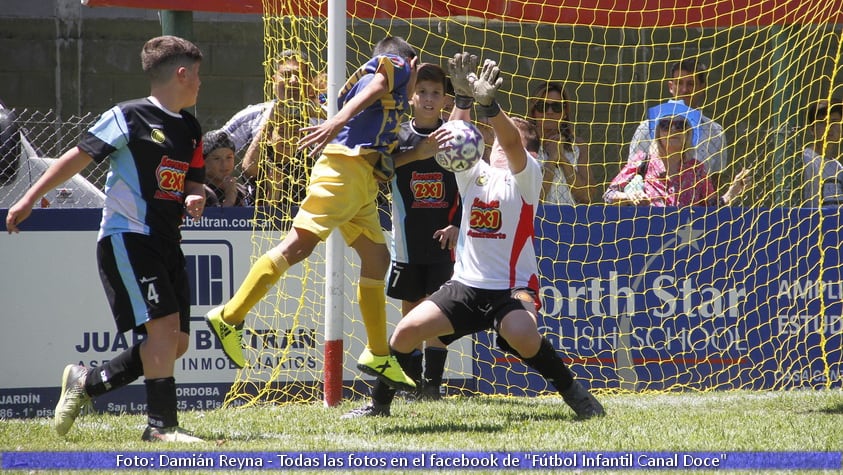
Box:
[647,100,702,146]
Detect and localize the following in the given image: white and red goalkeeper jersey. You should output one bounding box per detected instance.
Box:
[452,153,542,290]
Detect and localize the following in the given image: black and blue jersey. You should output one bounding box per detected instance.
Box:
[390,120,461,264]
[78,97,205,242]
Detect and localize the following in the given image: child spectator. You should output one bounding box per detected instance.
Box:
[202,130,251,207]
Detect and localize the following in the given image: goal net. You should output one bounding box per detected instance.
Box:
[225,0,843,407]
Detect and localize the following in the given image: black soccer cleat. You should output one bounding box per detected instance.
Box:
[341,403,391,419]
[562,381,606,419]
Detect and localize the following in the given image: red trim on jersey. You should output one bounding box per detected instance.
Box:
[509,197,535,288]
[190,140,204,169]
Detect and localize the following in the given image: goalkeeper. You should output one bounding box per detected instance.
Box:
[206,36,417,391]
[345,52,605,419]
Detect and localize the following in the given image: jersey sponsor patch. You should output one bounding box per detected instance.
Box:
[468,197,503,237]
[410,170,447,207]
[154,155,189,201]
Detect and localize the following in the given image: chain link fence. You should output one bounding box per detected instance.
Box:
[0,107,813,210]
[1,109,109,208]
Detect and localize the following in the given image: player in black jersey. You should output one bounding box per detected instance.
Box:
[6,36,206,443]
[389,63,462,400]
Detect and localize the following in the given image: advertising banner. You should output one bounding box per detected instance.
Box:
[2,206,841,417]
[476,206,843,394]
[0,208,472,417]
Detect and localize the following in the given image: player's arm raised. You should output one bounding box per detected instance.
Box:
[471,59,527,173]
[299,56,418,154]
[6,147,93,233]
[447,52,478,123]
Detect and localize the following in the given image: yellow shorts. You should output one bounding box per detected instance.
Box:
[292,145,385,245]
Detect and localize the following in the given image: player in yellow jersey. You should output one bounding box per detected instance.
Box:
[206,36,418,391]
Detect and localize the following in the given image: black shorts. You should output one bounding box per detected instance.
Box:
[97,233,191,334]
[428,280,537,345]
[386,261,454,302]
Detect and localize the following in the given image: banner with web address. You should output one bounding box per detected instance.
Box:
[1,206,841,418]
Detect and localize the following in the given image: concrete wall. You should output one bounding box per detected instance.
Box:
[0,0,264,131]
[1,1,840,200]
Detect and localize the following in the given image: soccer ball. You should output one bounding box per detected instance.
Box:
[434,120,485,172]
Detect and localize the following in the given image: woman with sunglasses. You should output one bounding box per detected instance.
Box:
[528,82,595,204]
[604,113,750,206]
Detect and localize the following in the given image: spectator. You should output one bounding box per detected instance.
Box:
[528,82,594,204]
[240,51,318,206]
[220,50,316,154]
[605,103,750,206]
[202,130,251,207]
[627,59,729,191]
[802,98,843,207]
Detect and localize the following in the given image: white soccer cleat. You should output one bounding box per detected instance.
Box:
[54,364,91,436]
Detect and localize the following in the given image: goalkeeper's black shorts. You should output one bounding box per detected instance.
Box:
[428,280,537,345]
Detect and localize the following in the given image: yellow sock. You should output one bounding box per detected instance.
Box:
[223,253,288,324]
[357,277,389,355]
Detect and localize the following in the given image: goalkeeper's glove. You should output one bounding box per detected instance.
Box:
[447,52,478,109]
[471,59,503,117]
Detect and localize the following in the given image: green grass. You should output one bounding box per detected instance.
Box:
[2,390,842,474]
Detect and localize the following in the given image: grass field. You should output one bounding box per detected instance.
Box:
[2,390,842,474]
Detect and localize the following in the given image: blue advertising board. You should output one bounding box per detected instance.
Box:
[476,206,843,393]
[2,205,841,419]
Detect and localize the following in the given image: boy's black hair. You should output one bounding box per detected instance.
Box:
[415,63,447,90]
[372,36,416,60]
[670,58,707,86]
[807,98,843,125]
